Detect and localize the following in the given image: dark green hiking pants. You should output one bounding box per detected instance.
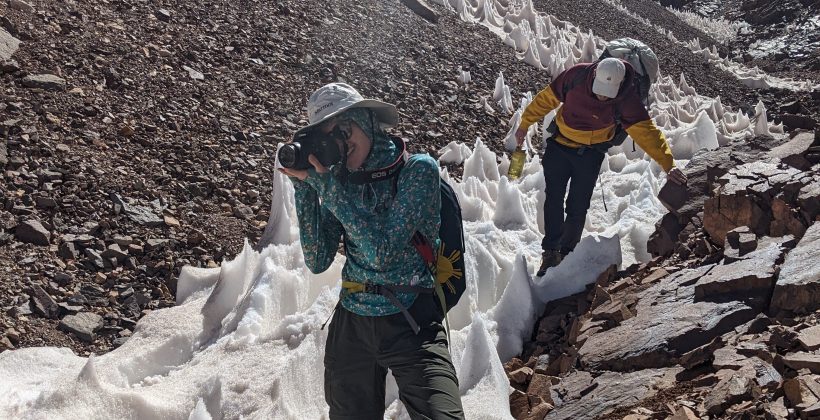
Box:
[324,293,465,420]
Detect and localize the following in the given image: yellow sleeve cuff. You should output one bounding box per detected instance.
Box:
[520,86,561,131]
[625,120,675,172]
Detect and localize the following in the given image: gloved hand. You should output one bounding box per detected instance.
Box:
[667,167,687,185]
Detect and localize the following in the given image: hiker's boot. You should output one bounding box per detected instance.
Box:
[536,249,563,276]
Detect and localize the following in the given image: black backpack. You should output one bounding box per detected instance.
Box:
[410,176,467,313]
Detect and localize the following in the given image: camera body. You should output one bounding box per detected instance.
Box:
[278,128,342,170]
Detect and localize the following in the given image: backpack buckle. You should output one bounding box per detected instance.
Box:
[363,283,383,295]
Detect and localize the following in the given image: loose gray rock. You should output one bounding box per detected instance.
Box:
[0,136,7,169]
[58,241,79,260]
[31,285,60,319]
[58,312,103,343]
[0,59,20,74]
[182,65,204,80]
[0,28,20,62]
[155,8,172,22]
[111,193,164,226]
[52,272,73,286]
[9,0,34,12]
[101,243,129,261]
[771,221,820,314]
[146,238,171,250]
[703,372,757,416]
[14,220,51,245]
[767,132,815,170]
[22,74,67,91]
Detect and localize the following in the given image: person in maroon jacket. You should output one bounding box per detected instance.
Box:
[515,58,687,276]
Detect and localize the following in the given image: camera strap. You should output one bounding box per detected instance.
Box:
[346,135,408,185]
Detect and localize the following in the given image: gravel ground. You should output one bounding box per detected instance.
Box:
[0,0,816,356]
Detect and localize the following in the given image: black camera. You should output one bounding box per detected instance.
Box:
[278,127,343,170]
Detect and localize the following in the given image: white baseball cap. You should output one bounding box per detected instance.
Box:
[295,83,399,137]
[592,58,626,99]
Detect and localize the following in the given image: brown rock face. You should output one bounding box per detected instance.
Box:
[703,372,760,416]
[703,161,812,244]
[784,353,820,374]
[767,132,815,170]
[578,266,758,371]
[527,373,555,405]
[649,146,747,257]
[694,239,783,308]
[703,186,770,244]
[510,389,530,418]
[647,213,682,257]
[783,375,820,409]
[798,325,820,351]
[770,222,820,314]
[544,368,681,419]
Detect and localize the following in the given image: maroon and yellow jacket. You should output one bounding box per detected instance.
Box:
[520,61,675,171]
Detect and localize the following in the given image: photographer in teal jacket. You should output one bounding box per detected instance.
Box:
[279,83,464,420]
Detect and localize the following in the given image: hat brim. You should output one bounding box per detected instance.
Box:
[592,78,619,98]
[294,99,399,138]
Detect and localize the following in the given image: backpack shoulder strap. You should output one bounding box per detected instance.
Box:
[348,136,407,185]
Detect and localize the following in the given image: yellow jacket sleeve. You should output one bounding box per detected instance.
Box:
[625,120,675,172]
[520,86,561,132]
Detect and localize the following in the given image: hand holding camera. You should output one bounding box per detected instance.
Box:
[278,126,346,170]
[278,124,350,180]
[278,154,329,181]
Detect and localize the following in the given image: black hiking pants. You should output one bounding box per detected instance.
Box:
[324,292,464,420]
[541,139,606,254]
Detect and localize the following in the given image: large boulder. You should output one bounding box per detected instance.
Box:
[545,368,681,419]
[770,222,820,315]
[650,145,761,257]
[694,237,785,309]
[703,161,809,244]
[657,146,736,221]
[578,265,758,371]
[767,132,815,170]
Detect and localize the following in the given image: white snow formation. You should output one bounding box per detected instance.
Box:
[0,0,795,419]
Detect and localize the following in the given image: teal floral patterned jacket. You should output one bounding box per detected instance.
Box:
[292,123,441,317]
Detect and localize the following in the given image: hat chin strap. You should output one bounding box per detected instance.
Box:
[336,141,350,184]
[346,136,408,185]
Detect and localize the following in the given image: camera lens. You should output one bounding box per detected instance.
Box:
[278,143,300,168]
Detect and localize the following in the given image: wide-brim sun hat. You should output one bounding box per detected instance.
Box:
[294,83,399,137]
[592,57,626,99]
